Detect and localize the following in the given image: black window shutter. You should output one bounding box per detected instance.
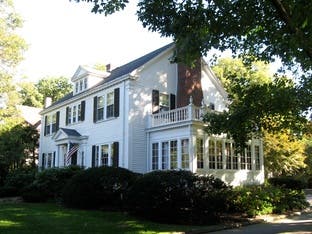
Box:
[44,116,47,136]
[152,90,159,114]
[65,107,69,125]
[56,111,60,131]
[93,96,97,122]
[170,94,176,110]
[42,153,45,169]
[92,145,96,167]
[53,152,56,167]
[112,142,119,168]
[81,100,85,121]
[114,88,120,117]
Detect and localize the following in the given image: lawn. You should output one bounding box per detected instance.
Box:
[0,202,207,234]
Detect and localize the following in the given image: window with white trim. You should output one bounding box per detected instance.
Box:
[181,139,189,169]
[255,145,261,170]
[196,138,204,169]
[216,140,223,169]
[246,145,252,170]
[209,140,216,169]
[162,142,169,169]
[66,102,84,125]
[97,96,105,121]
[170,140,178,169]
[101,145,109,166]
[74,78,88,94]
[159,93,169,112]
[225,142,232,169]
[44,112,58,136]
[106,91,114,118]
[152,143,159,170]
[152,139,190,171]
[92,143,116,167]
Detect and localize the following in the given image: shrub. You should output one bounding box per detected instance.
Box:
[62,166,140,210]
[127,170,230,225]
[229,185,309,217]
[2,167,37,197]
[268,176,306,190]
[21,166,83,202]
[0,186,19,198]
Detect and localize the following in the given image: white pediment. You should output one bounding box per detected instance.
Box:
[71,65,110,82]
[52,129,69,142]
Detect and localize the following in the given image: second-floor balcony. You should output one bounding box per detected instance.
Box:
[149,104,207,128]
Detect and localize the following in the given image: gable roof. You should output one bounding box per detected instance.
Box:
[60,128,81,137]
[17,105,42,127]
[47,43,174,109]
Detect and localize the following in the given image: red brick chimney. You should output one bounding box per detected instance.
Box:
[177,59,203,107]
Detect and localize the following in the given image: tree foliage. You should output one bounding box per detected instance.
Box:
[73,0,312,72]
[264,130,306,177]
[0,0,27,125]
[73,0,312,148]
[36,76,72,103]
[18,82,43,108]
[204,58,307,149]
[0,122,39,184]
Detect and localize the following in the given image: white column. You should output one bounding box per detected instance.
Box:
[190,135,196,172]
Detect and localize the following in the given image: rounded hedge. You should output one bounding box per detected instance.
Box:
[268,176,306,190]
[21,166,83,202]
[127,170,230,225]
[2,167,37,197]
[61,166,140,210]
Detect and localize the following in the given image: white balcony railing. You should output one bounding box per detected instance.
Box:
[150,104,205,127]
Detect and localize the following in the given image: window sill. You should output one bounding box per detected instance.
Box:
[95,116,118,124]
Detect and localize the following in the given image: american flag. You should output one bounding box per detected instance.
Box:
[66,144,79,165]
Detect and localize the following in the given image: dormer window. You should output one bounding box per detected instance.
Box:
[84,78,88,89]
[74,78,89,94]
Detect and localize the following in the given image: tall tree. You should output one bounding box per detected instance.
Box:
[36,76,72,104]
[205,58,307,149]
[0,0,28,183]
[264,130,306,177]
[18,82,43,108]
[73,0,312,147]
[73,0,312,72]
[0,0,27,124]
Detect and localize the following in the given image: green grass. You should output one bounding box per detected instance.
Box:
[0,203,207,234]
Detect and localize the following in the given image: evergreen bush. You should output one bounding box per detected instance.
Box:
[21,166,83,202]
[62,166,140,210]
[127,170,230,225]
[1,167,36,197]
[268,176,306,190]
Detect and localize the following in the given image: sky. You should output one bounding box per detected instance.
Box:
[14,0,172,82]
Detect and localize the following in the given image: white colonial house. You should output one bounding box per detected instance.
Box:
[39,43,264,186]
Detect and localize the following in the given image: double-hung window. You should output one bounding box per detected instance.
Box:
[170,140,178,169]
[181,139,189,169]
[77,103,82,121]
[97,96,105,121]
[159,93,169,112]
[101,145,109,166]
[106,91,114,118]
[44,112,59,136]
[45,115,52,135]
[162,142,169,169]
[196,138,204,169]
[72,106,77,123]
[255,145,261,170]
[152,143,159,170]
[93,88,120,122]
